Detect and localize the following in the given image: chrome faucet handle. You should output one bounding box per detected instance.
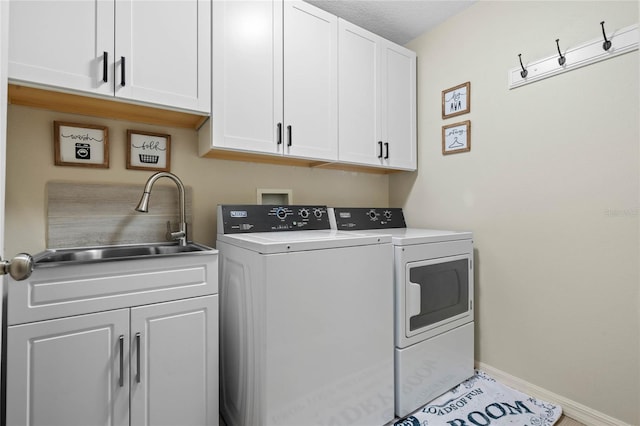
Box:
[166,221,186,243]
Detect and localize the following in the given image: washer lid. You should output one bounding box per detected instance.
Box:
[216,229,391,254]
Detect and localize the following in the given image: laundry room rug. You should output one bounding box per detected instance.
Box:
[393,370,562,426]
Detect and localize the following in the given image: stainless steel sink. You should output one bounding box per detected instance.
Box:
[33,242,214,267]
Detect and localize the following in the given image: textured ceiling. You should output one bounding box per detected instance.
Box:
[306,0,475,45]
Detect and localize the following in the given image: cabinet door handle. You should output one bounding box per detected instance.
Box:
[118,335,124,387]
[102,52,108,83]
[287,125,292,147]
[378,141,383,159]
[120,56,126,87]
[384,142,389,159]
[135,332,141,384]
[277,123,282,145]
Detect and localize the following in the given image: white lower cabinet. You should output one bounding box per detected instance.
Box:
[7,309,130,426]
[6,295,218,426]
[130,296,218,426]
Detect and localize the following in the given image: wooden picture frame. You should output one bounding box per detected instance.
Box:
[126,130,171,172]
[442,81,470,119]
[442,120,471,155]
[54,121,109,168]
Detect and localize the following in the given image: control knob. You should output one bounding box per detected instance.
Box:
[275,207,288,220]
[299,208,310,219]
[313,208,324,218]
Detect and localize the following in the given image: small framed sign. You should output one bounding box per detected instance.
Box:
[126,130,171,172]
[442,81,470,119]
[54,121,109,168]
[442,120,471,155]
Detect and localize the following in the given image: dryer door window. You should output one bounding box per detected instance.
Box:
[405,255,470,336]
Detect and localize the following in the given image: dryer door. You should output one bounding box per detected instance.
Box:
[405,254,471,339]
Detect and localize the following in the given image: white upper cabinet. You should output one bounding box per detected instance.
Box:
[337,20,380,167]
[338,19,416,170]
[381,40,417,170]
[8,0,210,113]
[8,0,114,96]
[204,0,337,162]
[282,1,337,161]
[115,0,210,112]
[210,0,283,154]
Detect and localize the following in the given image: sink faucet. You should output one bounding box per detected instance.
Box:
[135,172,188,246]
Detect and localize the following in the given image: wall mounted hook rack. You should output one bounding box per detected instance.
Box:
[508,23,638,89]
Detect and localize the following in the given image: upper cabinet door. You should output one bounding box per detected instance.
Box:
[211,0,283,154]
[115,0,211,113]
[337,19,381,167]
[337,20,416,171]
[381,42,417,170]
[283,1,338,161]
[8,0,113,95]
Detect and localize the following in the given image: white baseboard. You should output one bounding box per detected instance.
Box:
[475,362,632,426]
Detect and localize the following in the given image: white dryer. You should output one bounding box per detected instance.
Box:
[330,208,475,418]
[216,205,395,426]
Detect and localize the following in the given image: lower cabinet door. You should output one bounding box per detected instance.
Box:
[130,295,219,426]
[6,309,130,426]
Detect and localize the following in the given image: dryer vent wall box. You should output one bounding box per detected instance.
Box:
[257,188,292,205]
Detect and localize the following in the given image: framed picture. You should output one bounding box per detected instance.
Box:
[442,120,471,155]
[54,121,109,168]
[442,81,470,119]
[126,130,171,172]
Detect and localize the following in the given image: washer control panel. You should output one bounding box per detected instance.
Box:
[331,207,406,230]
[219,205,330,234]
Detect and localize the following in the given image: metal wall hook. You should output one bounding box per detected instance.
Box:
[556,39,566,66]
[601,21,612,51]
[518,53,528,78]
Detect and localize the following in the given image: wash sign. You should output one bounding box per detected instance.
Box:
[394,371,562,426]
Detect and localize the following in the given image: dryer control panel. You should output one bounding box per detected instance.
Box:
[218,205,330,234]
[330,207,407,230]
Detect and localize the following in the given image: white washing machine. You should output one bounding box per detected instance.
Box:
[329,208,475,418]
[216,205,395,426]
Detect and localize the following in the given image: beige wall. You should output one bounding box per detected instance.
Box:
[5,104,389,256]
[391,1,639,424]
